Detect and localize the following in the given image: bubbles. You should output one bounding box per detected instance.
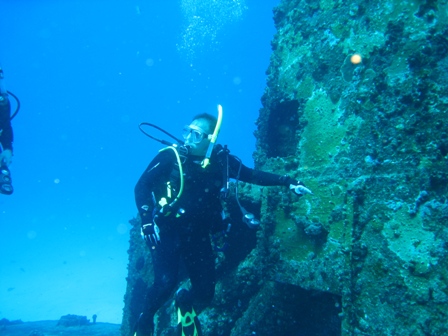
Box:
[177,0,247,61]
[27,231,37,239]
[233,76,242,85]
[145,58,155,67]
[54,178,60,184]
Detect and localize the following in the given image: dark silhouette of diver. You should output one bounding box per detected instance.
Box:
[0,66,17,196]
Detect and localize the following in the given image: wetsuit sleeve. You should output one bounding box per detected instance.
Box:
[228,154,297,187]
[0,95,13,152]
[134,150,175,225]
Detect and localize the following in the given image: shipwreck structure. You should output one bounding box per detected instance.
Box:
[122,0,448,335]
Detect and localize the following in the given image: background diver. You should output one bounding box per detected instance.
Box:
[0,65,16,196]
[133,106,311,336]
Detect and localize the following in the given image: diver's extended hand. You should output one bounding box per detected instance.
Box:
[290,181,313,196]
[141,221,160,246]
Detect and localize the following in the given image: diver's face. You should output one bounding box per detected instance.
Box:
[184,119,211,157]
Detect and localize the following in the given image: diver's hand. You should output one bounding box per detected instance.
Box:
[0,149,12,166]
[290,181,313,196]
[141,222,160,246]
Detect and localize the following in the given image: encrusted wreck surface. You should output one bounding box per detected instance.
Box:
[122,0,448,335]
[253,0,448,334]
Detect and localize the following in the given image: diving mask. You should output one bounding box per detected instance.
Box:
[182,125,210,144]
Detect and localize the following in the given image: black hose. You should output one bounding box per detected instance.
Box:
[7,90,20,121]
[139,122,184,146]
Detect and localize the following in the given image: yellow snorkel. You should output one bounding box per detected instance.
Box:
[201,104,223,168]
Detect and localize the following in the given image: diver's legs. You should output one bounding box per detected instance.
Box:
[174,234,213,336]
[134,231,181,336]
[182,234,216,312]
[175,288,203,336]
[0,164,13,195]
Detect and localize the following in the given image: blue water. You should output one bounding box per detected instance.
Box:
[0,0,279,324]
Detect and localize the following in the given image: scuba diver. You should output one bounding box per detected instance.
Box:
[133,106,311,336]
[0,66,16,196]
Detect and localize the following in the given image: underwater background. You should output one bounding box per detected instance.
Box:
[0,0,279,324]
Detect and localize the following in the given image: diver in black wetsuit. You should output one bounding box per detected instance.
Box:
[133,111,310,336]
[0,66,14,195]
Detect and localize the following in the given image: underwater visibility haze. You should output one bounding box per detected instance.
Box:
[0,0,279,324]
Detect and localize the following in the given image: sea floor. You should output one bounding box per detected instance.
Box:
[0,320,121,336]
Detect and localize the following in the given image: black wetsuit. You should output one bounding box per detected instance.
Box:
[133,144,296,335]
[0,93,13,155]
